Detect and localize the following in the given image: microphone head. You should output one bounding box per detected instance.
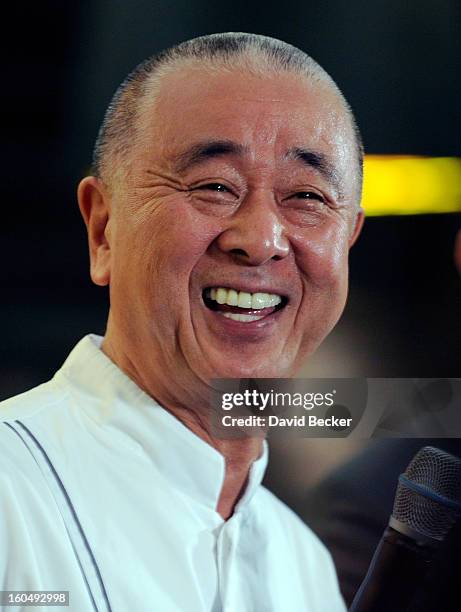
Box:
[392,446,461,541]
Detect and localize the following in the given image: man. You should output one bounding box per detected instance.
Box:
[0,33,364,611]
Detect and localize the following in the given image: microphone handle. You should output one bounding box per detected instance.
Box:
[349,526,435,612]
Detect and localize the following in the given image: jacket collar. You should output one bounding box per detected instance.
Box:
[56,334,268,515]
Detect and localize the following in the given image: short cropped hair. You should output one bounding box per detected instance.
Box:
[92,32,363,196]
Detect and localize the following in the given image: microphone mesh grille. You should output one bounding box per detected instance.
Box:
[392,446,461,540]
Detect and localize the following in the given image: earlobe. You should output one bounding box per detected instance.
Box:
[77,176,112,286]
[349,207,365,248]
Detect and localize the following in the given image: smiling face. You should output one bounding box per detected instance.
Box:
[79,66,363,410]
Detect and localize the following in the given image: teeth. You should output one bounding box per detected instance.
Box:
[216,288,227,304]
[207,287,282,310]
[227,289,238,306]
[223,312,265,322]
[238,292,252,308]
[252,292,278,309]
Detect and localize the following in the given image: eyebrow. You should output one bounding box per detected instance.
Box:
[172,139,344,200]
[172,139,249,173]
[286,147,344,200]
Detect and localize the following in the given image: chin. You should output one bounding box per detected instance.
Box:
[210,356,295,379]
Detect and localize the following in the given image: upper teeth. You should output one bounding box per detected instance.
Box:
[208,287,282,310]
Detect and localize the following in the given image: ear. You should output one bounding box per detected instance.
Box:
[454,229,461,276]
[77,176,112,286]
[348,207,365,248]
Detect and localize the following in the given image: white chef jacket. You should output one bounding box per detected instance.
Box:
[0,335,345,612]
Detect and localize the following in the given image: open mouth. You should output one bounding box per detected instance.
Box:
[202,286,288,323]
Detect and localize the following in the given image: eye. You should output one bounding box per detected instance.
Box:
[292,191,325,202]
[200,183,230,192]
[281,189,331,225]
[188,180,238,217]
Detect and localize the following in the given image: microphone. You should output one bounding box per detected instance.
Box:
[349,446,461,612]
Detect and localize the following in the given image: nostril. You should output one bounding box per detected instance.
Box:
[229,248,249,258]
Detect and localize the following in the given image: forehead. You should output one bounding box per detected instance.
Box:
[137,66,354,174]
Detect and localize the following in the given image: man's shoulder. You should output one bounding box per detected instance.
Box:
[0,378,73,514]
[0,400,53,510]
[0,381,58,472]
[0,376,67,424]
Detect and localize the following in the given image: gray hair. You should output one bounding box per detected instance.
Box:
[92,32,363,193]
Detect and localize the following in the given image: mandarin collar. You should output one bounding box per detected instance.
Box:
[55,334,268,514]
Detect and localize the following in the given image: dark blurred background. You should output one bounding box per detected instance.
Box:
[2,1,460,506]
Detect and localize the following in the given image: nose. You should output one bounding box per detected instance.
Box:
[216,192,290,266]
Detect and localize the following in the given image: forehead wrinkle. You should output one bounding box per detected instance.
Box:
[171,139,250,174]
[286,147,345,201]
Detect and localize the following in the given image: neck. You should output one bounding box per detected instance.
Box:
[149,402,264,520]
[216,439,264,520]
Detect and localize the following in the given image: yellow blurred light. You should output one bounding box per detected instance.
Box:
[362,156,461,216]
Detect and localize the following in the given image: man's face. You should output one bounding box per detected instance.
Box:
[101,67,362,400]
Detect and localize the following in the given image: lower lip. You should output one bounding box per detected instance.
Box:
[203,303,285,338]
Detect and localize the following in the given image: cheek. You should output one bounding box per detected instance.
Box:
[291,221,351,290]
[153,207,219,274]
[116,201,220,293]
